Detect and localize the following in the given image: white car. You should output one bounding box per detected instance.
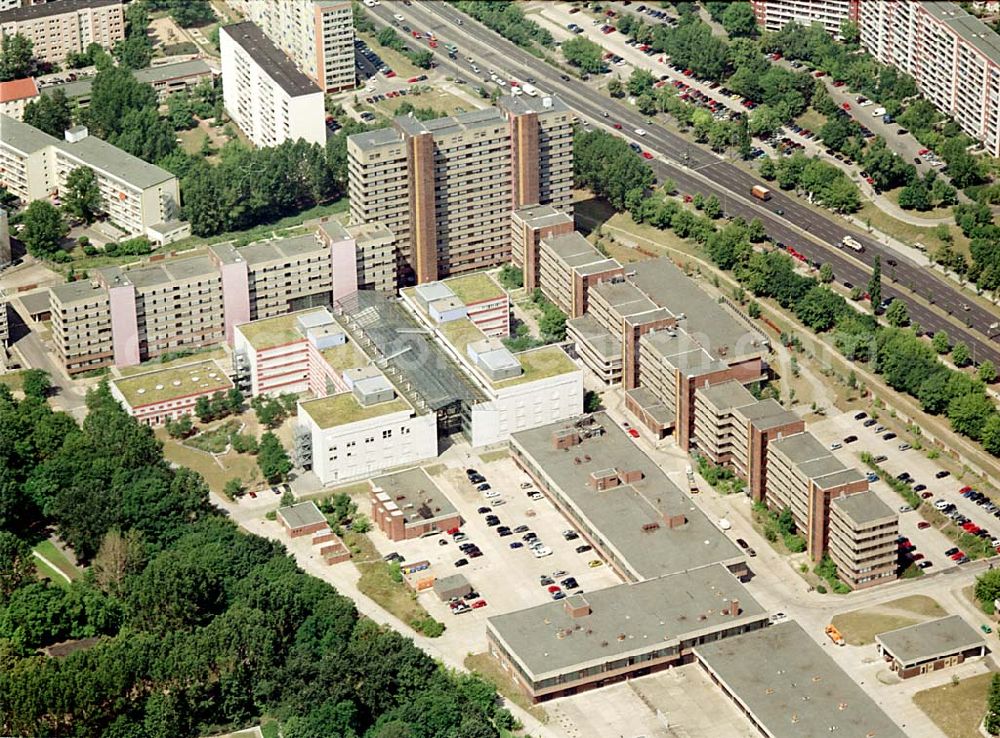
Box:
[393,13,404,22]
[532,546,553,558]
[635,128,647,136]
[484,489,501,499]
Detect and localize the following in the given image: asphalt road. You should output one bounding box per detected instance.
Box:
[368,0,1000,367]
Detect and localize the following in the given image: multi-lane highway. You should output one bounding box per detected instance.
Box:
[368,0,1000,366]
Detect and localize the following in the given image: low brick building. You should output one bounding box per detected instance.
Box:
[370,467,462,542]
[876,615,986,678]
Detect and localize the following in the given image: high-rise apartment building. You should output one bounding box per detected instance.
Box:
[0,115,179,236]
[0,0,124,66]
[348,97,574,286]
[749,0,859,38]
[220,22,326,148]
[860,1,1000,157]
[234,0,354,92]
[47,229,358,374]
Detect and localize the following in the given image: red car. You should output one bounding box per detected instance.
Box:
[814,70,826,77]
[917,521,931,529]
[951,550,966,561]
[918,148,929,155]
[912,553,924,561]
[833,80,845,87]
[385,70,396,78]
[642,151,653,159]
[547,585,561,594]
[447,527,460,536]
[683,68,693,76]
[471,599,488,609]
[865,177,875,185]
[411,30,421,38]
[921,491,933,499]
[960,486,972,494]
[613,122,622,130]
[683,194,693,203]
[841,102,851,111]
[429,40,438,48]
[628,428,640,438]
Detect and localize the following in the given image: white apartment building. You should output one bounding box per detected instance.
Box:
[0,115,179,236]
[749,0,859,38]
[235,0,354,92]
[220,21,326,148]
[860,1,1000,157]
[0,0,124,66]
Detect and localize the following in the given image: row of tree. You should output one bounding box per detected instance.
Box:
[758,152,861,213]
[453,1,553,50]
[0,383,513,737]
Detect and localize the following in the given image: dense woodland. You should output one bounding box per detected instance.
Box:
[0,384,510,738]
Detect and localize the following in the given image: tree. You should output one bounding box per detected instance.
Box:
[868,255,882,314]
[92,529,144,596]
[226,387,245,415]
[23,90,72,137]
[703,194,722,219]
[114,34,152,70]
[165,414,193,439]
[223,478,244,499]
[979,360,997,384]
[607,76,624,98]
[194,395,213,423]
[562,36,604,74]
[721,2,757,37]
[897,181,931,211]
[819,263,834,283]
[583,390,601,413]
[627,68,655,97]
[0,33,35,82]
[410,50,433,69]
[884,299,909,327]
[948,391,994,440]
[932,330,951,354]
[19,201,68,259]
[21,369,52,399]
[984,673,1000,735]
[258,432,292,484]
[984,415,1000,457]
[952,341,972,368]
[795,285,845,332]
[166,0,215,27]
[63,166,102,224]
[0,532,34,602]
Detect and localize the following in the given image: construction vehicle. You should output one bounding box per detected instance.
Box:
[825,624,846,646]
[751,185,771,201]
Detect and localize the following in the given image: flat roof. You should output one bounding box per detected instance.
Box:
[0,113,58,154]
[112,359,232,407]
[236,307,329,350]
[922,1,1000,67]
[101,253,216,290]
[511,412,744,580]
[394,106,507,138]
[513,202,573,229]
[769,430,832,466]
[371,467,458,525]
[627,258,765,361]
[493,345,577,387]
[876,615,984,666]
[137,59,213,85]
[642,330,727,376]
[49,279,105,306]
[221,21,320,97]
[696,380,756,413]
[346,221,395,242]
[0,0,119,23]
[497,93,571,116]
[300,391,411,428]
[278,501,326,530]
[567,315,621,361]
[238,233,324,267]
[624,386,672,426]
[695,622,906,738]
[347,126,401,151]
[488,564,766,680]
[831,491,895,526]
[732,398,799,430]
[443,272,504,304]
[590,279,659,317]
[58,126,175,189]
[19,290,52,317]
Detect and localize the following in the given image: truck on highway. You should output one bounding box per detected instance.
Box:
[751,185,771,201]
[521,83,539,97]
[841,235,864,252]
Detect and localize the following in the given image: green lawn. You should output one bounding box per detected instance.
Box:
[831,595,944,646]
[33,539,81,583]
[915,672,993,738]
[183,419,243,454]
[464,653,548,724]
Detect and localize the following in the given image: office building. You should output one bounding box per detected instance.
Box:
[48,228,356,373]
[0,77,37,119]
[695,622,907,738]
[510,412,748,583]
[860,1,1000,157]
[0,115,179,236]
[44,59,217,107]
[488,565,768,703]
[537,231,623,319]
[236,0,354,92]
[348,97,574,285]
[109,359,233,426]
[400,286,582,447]
[749,0,859,38]
[766,431,897,585]
[318,220,396,292]
[510,203,575,290]
[220,21,326,148]
[0,0,124,66]
[370,467,462,542]
[875,616,986,679]
[409,272,510,338]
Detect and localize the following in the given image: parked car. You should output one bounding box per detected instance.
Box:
[454,558,469,567]
[588,559,603,568]
[576,544,593,554]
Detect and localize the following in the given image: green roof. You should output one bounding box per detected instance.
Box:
[444,272,504,304]
[236,309,327,350]
[321,341,368,373]
[112,360,232,407]
[300,392,411,428]
[439,317,487,355]
[495,346,577,387]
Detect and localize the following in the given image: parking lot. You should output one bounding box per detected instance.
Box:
[363,450,622,645]
[808,411,996,574]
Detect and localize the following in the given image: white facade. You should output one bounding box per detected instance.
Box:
[859,1,1000,157]
[220,22,326,148]
[750,0,858,38]
[0,116,179,235]
[300,402,439,485]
